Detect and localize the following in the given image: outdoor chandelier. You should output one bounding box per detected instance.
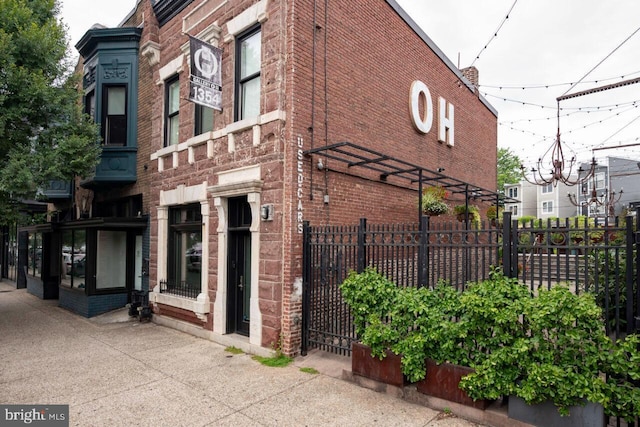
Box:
[521,101,596,187]
[567,180,623,216]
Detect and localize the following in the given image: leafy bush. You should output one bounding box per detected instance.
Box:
[460,285,640,420]
[340,267,399,357]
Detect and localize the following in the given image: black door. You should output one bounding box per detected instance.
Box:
[227,197,252,336]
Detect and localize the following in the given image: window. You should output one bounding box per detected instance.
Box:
[509,205,518,216]
[508,187,518,198]
[542,183,553,194]
[167,204,202,298]
[236,27,261,120]
[85,91,95,119]
[542,201,553,213]
[195,104,213,135]
[96,231,127,290]
[594,172,605,190]
[103,85,127,145]
[27,232,42,278]
[165,76,180,146]
[61,230,86,289]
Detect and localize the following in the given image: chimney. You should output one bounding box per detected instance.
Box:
[461,66,479,92]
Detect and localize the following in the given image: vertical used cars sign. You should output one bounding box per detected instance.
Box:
[188,35,222,111]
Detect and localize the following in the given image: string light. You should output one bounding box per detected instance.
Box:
[480,69,640,90]
[470,0,519,67]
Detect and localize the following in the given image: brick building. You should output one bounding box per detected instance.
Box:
[23,0,498,355]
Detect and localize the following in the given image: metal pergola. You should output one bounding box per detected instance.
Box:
[304,141,516,227]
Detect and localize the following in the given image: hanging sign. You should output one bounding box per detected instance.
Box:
[188,35,222,111]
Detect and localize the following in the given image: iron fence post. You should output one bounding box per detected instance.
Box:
[301,220,311,356]
[357,218,367,273]
[625,215,634,335]
[502,211,515,277]
[635,208,640,334]
[418,215,429,287]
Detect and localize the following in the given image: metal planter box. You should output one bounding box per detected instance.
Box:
[508,395,605,427]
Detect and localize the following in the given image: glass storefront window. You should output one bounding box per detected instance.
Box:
[96,231,127,290]
[28,232,42,278]
[61,230,86,289]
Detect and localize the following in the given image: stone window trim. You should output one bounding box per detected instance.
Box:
[223,0,269,44]
[150,182,211,322]
[150,110,285,171]
[182,0,228,36]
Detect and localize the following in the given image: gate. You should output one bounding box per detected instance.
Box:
[302,211,639,356]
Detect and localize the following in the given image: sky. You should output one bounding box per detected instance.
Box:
[58,0,640,170]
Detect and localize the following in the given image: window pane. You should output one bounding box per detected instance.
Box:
[106,115,126,145]
[96,231,127,290]
[196,105,214,134]
[241,76,260,119]
[168,80,180,114]
[72,230,86,289]
[168,114,180,145]
[61,231,72,287]
[85,91,95,119]
[107,87,126,115]
[241,31,261,79]
[168,204,202,297]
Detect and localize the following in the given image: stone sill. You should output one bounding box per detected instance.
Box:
[150,110,285,171]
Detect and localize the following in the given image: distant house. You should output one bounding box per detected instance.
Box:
[504,179,574,219]
[571,156,640,218]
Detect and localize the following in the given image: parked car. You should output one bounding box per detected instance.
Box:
[72,256,86,277]
[186,243,202,272]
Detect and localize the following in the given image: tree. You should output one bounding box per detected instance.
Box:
[0,0,100,224]
[497,147,522,191]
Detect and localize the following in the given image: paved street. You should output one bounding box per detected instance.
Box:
[0,282,484,427]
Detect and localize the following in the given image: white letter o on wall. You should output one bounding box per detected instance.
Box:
[409,80,433,134]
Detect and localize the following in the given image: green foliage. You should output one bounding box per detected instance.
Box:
[517,216,540,227]
[421,186,449,216]
[485,205,503,221]
[342,268,640,420]
[340,267,399,342]
[392,283,462,382]
[225,346,244,355]
[0,0,100,223]
[252,354,293,368]
[497,148,523,190]
[454,271,530,366]
[299,367,319,374]
[460,285,640,420]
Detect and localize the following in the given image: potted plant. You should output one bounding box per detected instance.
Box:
[340,267,405,387]
[485,205,503,226]
[407,270,530,409]
[459,285,640,425]
[549,231,566,245]
[453,204,480,226]
[420,186,449,216]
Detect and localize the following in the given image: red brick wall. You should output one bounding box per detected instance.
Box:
[281,0,497,354]
[133,0,497,356]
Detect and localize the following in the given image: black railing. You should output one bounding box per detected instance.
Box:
[302,211,639,356]
[159,279,199,299]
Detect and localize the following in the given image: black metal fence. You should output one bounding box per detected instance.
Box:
[302,212,639,356]
[159,279,199,299]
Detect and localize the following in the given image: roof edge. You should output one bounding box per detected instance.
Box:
[385,0,498,118]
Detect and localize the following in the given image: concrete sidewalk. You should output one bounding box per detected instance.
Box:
[0,282,485,427]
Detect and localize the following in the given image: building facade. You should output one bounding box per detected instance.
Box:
[23,0,498,356]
